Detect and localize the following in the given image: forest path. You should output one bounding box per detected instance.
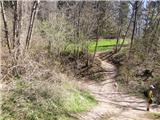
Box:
[77,52,159,120]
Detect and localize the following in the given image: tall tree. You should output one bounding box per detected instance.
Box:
[128,1,139,60]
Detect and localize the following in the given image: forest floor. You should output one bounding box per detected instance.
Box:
[76,52,160,120]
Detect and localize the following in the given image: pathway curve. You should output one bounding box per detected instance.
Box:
[77,52,159,120]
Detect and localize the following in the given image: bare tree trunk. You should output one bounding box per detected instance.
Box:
[92,2,99,64]
[12,1,23,77]
[26,1,39,49]
[86,44,89,67]
[92,35,99,64]
[115,27,122,52]
[128,1,138,60]
[12,1,22,49]
[117,11,134,52]
[76,2,84,59]
[76,3,81,59]
[12,1,17,48]
[0,1,11,53]
[17,2,22,46]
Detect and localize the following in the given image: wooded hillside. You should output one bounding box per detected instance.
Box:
[1,1,160,120]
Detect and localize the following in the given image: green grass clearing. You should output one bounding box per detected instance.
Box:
[62,39,128,53]
[88,39,128,53]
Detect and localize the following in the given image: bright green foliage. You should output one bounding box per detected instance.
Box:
[64,39,128,53]
[88,39,128,52]
[64,41,89,53]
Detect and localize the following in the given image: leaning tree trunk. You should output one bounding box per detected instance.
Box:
[0,1,11,53]
[92,35,99,64]
[117,12,133,52]
[25,1,39,49]
[128,1,138,60]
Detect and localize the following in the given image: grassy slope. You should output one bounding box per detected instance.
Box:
[1,79,96,120]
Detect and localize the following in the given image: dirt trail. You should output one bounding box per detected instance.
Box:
[77,53,159,120]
